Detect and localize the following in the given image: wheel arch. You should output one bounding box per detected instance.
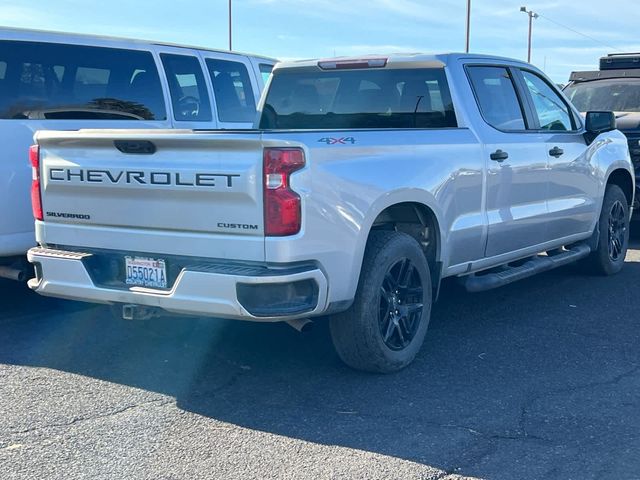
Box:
[351,191,445,299]
[606,167,635,207]
[585,166,634,254]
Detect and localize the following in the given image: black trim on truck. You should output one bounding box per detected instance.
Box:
[39,246,319,292]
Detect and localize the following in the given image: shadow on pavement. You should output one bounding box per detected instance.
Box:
[1,248,640,478]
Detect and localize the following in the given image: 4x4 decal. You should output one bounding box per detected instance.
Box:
[318,137,356,145]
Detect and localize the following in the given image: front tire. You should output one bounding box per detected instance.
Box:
[584,184,630,275]
[330,231,432,373]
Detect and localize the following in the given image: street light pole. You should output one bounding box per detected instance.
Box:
[228,0,232,51]
[465,0,471,53]
[520,6,538,63]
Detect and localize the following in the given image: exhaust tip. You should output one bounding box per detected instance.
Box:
[0,265,29,282]
[285,318,313,333]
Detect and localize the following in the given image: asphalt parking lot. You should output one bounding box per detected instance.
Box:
[1,234,639,480]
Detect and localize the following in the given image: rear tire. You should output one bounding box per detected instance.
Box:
[330,231,432,373]
[583,184,630,275]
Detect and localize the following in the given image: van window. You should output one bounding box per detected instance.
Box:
[259,63,273,84]
[0,40,166,120]
[259,68,457,129]
[160,54,212,122]
[206,59,256,123]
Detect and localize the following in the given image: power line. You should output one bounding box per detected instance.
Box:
[536,13,623,52]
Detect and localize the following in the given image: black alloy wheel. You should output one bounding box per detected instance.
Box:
[378,258,424,351]
[329,231,432,373]
[582,184,629,276]
[608,199,627,262]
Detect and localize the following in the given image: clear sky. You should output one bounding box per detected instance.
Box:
[1,0,639,83]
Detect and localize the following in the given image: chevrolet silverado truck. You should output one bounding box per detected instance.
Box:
[28,54,634,373]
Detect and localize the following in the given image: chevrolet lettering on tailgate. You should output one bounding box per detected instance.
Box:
[47,168,240,187]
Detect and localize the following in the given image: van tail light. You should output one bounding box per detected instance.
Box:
[263,147,305,236]
[29,145,43,221]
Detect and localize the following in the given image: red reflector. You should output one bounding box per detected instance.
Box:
[29,144,39,168]
[263,148,305,236]
[29,145,43,221]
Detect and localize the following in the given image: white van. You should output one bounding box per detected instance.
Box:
[0,27,276,281]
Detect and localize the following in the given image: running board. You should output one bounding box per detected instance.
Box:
[460,244,591,293]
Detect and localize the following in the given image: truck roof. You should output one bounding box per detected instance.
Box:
[274,52,532,71]
[0,25,277,63]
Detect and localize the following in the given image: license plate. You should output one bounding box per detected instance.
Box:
[125,256,167,288]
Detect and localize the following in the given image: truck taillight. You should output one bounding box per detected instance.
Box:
[29,145,43,221]
[263,147,305,236]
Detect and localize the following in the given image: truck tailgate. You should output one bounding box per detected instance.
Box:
[35,130,266,261]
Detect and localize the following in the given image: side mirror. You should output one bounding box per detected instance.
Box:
[584,111,616,144]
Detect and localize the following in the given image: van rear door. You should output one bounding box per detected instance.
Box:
[155,45,218,129]
[200,51,261,129]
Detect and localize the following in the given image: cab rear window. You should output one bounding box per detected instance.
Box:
[0,40,166,121]
[259,68,457,129]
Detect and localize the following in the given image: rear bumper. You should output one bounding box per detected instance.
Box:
[27,247,328,321]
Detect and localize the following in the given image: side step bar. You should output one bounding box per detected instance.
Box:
[461,244,591,293]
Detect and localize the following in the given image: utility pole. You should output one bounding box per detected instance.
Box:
[465,0,471,53]
[520,6,538,63]
[228,0,232,51]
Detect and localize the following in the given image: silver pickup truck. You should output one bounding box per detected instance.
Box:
[28,53,634,373]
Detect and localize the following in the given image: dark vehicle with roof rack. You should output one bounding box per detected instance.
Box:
[565,53,640,213]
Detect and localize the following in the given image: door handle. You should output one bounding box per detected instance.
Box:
[490,149,509,162]
[549,146,564,158]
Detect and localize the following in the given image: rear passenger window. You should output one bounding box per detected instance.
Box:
[161,54,212,122]
[206,59,256,123]
[467,66,526,131]
[0,40,166,120]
